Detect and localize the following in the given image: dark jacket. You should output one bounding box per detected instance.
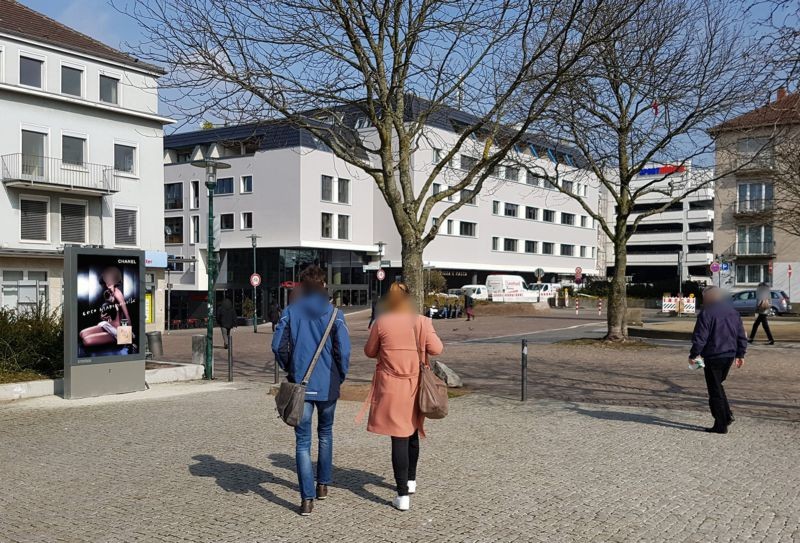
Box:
[690,300,748,359]
[217,299,237,330]
[271,292,350,401]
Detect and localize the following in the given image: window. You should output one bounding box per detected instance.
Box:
[60,201,86,243]
[321,175,333,201]
[492,201,500,214]
[177,151,192,163]
[580,246,587,258]
[62,135,85,166]
[240,175,253,193]
[241,212,253,230]
[525,240,537,254]
[433,148,442,163]
[460,155,478,170]
[190,180,200,209]
[543,178,557,190]
[562,181,574,194]
[61,66,82,96]
[504,166,519,182]
[2,270,47,310]
[460,189,477,205]
[321,213,333,238]
[459,221,477,237]
[447,219,454,235]
[115,208,137,246]
[337,215,349,240]
[525,206,538,220]
[504,238,518,252]
[561,213,575,226]
[492,237,499,251]
[580,215,588,228]
[736,264,772,284]
[737,182,773,212]
[20,197,48,241]
[21,130,46,176]
[561,244,574,256]
[338,178,350,204]
[504,203,518,217]
[526,171,540,186]
[20,56,43,88]
[190,215,200,244]
[433,183,442,196]
[114,144,136,174]
[164,216,184,244]
[543,209,555,222]
[542,242,554,255]
[220,213,234,231]
[99,75,119,104]
[164,183,183,210]
[737,225,773,255]
[432,217,439,228]
[214,177,233,195]
[736,137,772,168]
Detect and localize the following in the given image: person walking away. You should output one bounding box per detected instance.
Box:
[268,302,281,333]
[272,265,351,515]
[749,282,775,345]
[464,293,475,321]
[363,282,444,511]
[689,286,747,434]
[217,296,237,349]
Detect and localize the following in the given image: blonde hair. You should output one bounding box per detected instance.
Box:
[383,281,415,313]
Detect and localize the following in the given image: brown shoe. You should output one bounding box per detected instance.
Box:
[316,484,328,500]
[300,499,314,516]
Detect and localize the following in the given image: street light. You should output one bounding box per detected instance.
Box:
[246,234,261,333]
[376,241,386,299]
[191,159,230,380]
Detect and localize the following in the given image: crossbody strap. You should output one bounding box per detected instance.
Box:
[301,307,339,385]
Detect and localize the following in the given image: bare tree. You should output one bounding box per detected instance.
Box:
[119,0,642,306]
[515,0,774,340]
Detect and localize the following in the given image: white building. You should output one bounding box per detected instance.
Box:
[162,100,599,320]
[601,164,715,284]
[0,1,172,330]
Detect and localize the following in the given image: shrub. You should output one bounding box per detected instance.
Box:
[0,303,64,379]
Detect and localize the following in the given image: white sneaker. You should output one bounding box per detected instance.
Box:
[392,495,410,511]
[407,480,417,494]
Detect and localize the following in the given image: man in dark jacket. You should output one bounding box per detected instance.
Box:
[271,265,350,515]
[217,297,237,349]
[690,286,747,434]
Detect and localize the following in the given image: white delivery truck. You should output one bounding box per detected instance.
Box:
[485,275,540,302]
[529,282,561,301]
[461,284,488,301]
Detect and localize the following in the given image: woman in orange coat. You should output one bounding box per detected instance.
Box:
[363,282,443,511]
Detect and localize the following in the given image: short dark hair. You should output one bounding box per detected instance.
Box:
[299,265,327,292]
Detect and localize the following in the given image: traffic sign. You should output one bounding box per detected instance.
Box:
[721,262,730,272]
[710,262,720,273]
[535,267,545,279]
[376,268,386,281]
[249,273,262,287]
[789,264,793,278]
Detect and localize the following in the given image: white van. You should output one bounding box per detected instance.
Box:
[529,283,561,300]
[485,275,540,303]
[461,284,488,301]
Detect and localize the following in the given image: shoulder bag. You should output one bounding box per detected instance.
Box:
[414,317,449,419]
[274,308,338,427]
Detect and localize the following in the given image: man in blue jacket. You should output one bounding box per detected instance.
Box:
[272,265,350,515]
[689,286,747,434]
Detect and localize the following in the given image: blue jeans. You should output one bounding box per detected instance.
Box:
[294,399,337,500]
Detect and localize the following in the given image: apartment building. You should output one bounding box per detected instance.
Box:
[0,1,172,330]
[710,89,800,298]
[601,164,715,284]
[163,99,598,319]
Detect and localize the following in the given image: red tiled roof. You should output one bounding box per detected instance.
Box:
[710,91,800,133]
[0,0,165,75]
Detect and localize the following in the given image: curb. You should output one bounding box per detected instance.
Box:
[629,328,692,341]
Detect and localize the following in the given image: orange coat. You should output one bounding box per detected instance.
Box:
[364,313,444,438]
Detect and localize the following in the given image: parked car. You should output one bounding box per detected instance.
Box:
[730,289,791,316]
[461,284,488,301]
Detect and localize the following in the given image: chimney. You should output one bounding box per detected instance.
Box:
[776,87,787,101]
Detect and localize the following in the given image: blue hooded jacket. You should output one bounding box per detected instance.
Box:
[271,293,350,402]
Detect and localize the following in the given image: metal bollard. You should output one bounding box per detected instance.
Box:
[521,339,528,402]
[576,299,580,316]
[598,299,603,317]
[227,330,233,382]
[274,357,279,384]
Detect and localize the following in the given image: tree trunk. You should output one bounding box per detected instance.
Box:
[606,239,628,341]
[401,234,425,312]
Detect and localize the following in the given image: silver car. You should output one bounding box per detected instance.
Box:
[730,289,792,316]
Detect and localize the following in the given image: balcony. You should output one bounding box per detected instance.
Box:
[737,154,774,173]
[734,198,774,216]
[736,241,776,257]
[1,153,119,196]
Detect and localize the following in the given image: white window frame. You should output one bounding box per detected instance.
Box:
[336,214,351,240]
[59,60,86,98]
[337,178,351,205]
[113,139,139,178]
[219,213,235,231]
[190,214,200,245]
[240,175,253,194]
[240,211,254,230]
[20,123,51,158]
[60,129,89,169]
[114,205,140,248]
[18,50,45,90]
[19,194,51,244]
[59,197,88,244]
[321,212,333,239]
[459,221,478,238]
[189,180,200,209]
[98,69,122,105]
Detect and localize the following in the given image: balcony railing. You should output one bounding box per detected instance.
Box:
[736,241,776,256]
[1,153,119,194]
[735,198,774,214]
[737,154,774,172]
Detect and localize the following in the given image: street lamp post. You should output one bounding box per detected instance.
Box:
[191,159,231,379]
[247,234,261,333]
[376,241,385,299]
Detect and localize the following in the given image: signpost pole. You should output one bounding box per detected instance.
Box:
[247,234,262,333]
[521,339,528,402]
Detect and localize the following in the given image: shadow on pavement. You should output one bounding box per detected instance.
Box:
[188,454,298,512]
[566,405,706,431]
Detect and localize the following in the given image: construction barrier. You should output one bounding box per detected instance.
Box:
[661,296,696,314]
[575,299,580,315]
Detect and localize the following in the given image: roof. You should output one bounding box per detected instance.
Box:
[0,0,165,75]
[710,92,800,133]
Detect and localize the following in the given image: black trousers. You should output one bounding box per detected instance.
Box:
[391,431,419,496]
[750,314,774,342]
[703,357,734,427]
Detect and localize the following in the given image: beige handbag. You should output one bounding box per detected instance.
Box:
[414,318,448,419]
[117,320,133,345]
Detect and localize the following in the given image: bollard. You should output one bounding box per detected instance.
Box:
[521,339,528,402]
[598,299,603,317]
[576,299,580,316]
[227,330,233,382]
[192,335,205,366]
[274,357,279,384]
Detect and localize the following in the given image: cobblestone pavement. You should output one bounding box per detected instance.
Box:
[2,383,799,542]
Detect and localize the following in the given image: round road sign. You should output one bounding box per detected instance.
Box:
[575,266,583,275]
[710,262,721,273]
[249,273,262,287]
[535,267,545,278]
[376,268,386,281]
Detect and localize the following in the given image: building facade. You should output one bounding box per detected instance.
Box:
[710,89,800,298]
[0,1,172,330]
[601,164,715,285]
